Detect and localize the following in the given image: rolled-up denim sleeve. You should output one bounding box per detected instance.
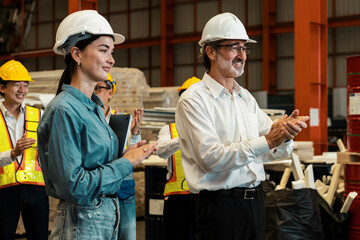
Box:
[38,108,133,205]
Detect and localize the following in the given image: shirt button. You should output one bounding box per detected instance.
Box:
[110,136,113,139]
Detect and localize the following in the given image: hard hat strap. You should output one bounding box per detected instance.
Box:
[62,32,93,55]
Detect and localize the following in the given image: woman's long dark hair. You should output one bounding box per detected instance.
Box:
[56,35,101,95]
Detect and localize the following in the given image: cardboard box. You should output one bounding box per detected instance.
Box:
[337,152,360,165]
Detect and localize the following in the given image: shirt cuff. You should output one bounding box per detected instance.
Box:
[250,136,270,157]
[114,158,133,178]
[0,150,14,167]
[129,134,141,146]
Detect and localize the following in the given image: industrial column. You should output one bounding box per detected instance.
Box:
[262,0,277,95]
[68,0,98,13]
[294,0,328,154]
[160,0,174,86]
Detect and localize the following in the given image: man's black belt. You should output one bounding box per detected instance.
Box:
[199,184,262,200]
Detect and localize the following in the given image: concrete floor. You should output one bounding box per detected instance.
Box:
[15,220,146,240]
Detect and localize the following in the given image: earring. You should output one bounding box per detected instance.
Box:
[77,62,81,66]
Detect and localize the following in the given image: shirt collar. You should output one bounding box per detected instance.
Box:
[202,72,244,98]
[0,101,25,117]
[61,84,103,111]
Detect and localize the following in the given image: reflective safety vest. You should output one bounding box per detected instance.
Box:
[0,105,44,188]
[163,123,190,197]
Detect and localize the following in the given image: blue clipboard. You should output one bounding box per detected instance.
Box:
[109,113,132,157]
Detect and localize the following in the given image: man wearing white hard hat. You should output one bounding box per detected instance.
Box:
[175,12,309,239]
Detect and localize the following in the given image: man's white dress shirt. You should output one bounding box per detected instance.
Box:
[0,102,25,167]
[175,73,293,193]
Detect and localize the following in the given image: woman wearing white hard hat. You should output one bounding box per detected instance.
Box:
[37,10,157,239]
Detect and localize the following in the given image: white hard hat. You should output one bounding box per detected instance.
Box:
[53,10,125,55]
[199,12,256,46]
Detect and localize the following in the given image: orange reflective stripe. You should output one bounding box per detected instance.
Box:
[164,123,190,197]
[0,111,12,176]
[0,106,44,188]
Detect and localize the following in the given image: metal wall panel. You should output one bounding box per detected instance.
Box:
[37,56,55,71]
[249,36,262,59]
[109,14,128,39]
[336,0,360,16]
[248,0,262,25]
[336,55,347,87]
[55,0,68,19]
[174,42,194,65]
[175,66,195,86]
[328,56,334,87]
[196,64,206,79]
[276,33,294,91]
[151,68,161,87]
[131,0,148,9]
[277,32,293,57]
[107,0,127,12]
[24,22,36,51]
[55,55,66,69]
[131,11,149,39]
[336,26,360,53]
[277,59,294,90]
[328,0,334,18]
[247,60,263,90]
[23,58,36,71]
[197,1,218,32]
[131,47,149,67]
[152,0,161,7]
[151,45,161,66]
[328,28,333,54]
[151,8,161,37]
[174,3,194,34]
[221,0,246,21]
[113,49,128,68]
[38,0,53,22]
[276,0,294,22]
[236,75,246,88]
[38,24,53,49]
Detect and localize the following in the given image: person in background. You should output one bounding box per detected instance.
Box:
[157,76,200,240]
[95,73,143,240]
[37,10,157,239]
[0,60,49,240]
[175,12,309,240]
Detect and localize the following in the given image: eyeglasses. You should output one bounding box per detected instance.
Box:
[217,44,251,55]
[94,86,111,94]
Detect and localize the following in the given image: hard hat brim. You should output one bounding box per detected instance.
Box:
[54,32,125,55]
[113,33,125,45]
[199,37,257,46]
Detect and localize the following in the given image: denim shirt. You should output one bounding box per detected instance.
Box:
[37,84,133,205]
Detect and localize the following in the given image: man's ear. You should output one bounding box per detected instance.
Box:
[206,45,217,61]
[0,83,5,94]
[108,89,114,101]
[70,47,82,65]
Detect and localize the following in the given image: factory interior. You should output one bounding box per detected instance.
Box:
[1,0,360,239]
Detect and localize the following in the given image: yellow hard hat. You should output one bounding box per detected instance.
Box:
[0,60,33,82]
[177,77,200,92]
[106,73,116,95]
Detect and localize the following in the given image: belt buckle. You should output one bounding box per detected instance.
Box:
[244,189,255,199]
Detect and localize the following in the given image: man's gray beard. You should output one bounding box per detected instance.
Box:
[238,62,245,76]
